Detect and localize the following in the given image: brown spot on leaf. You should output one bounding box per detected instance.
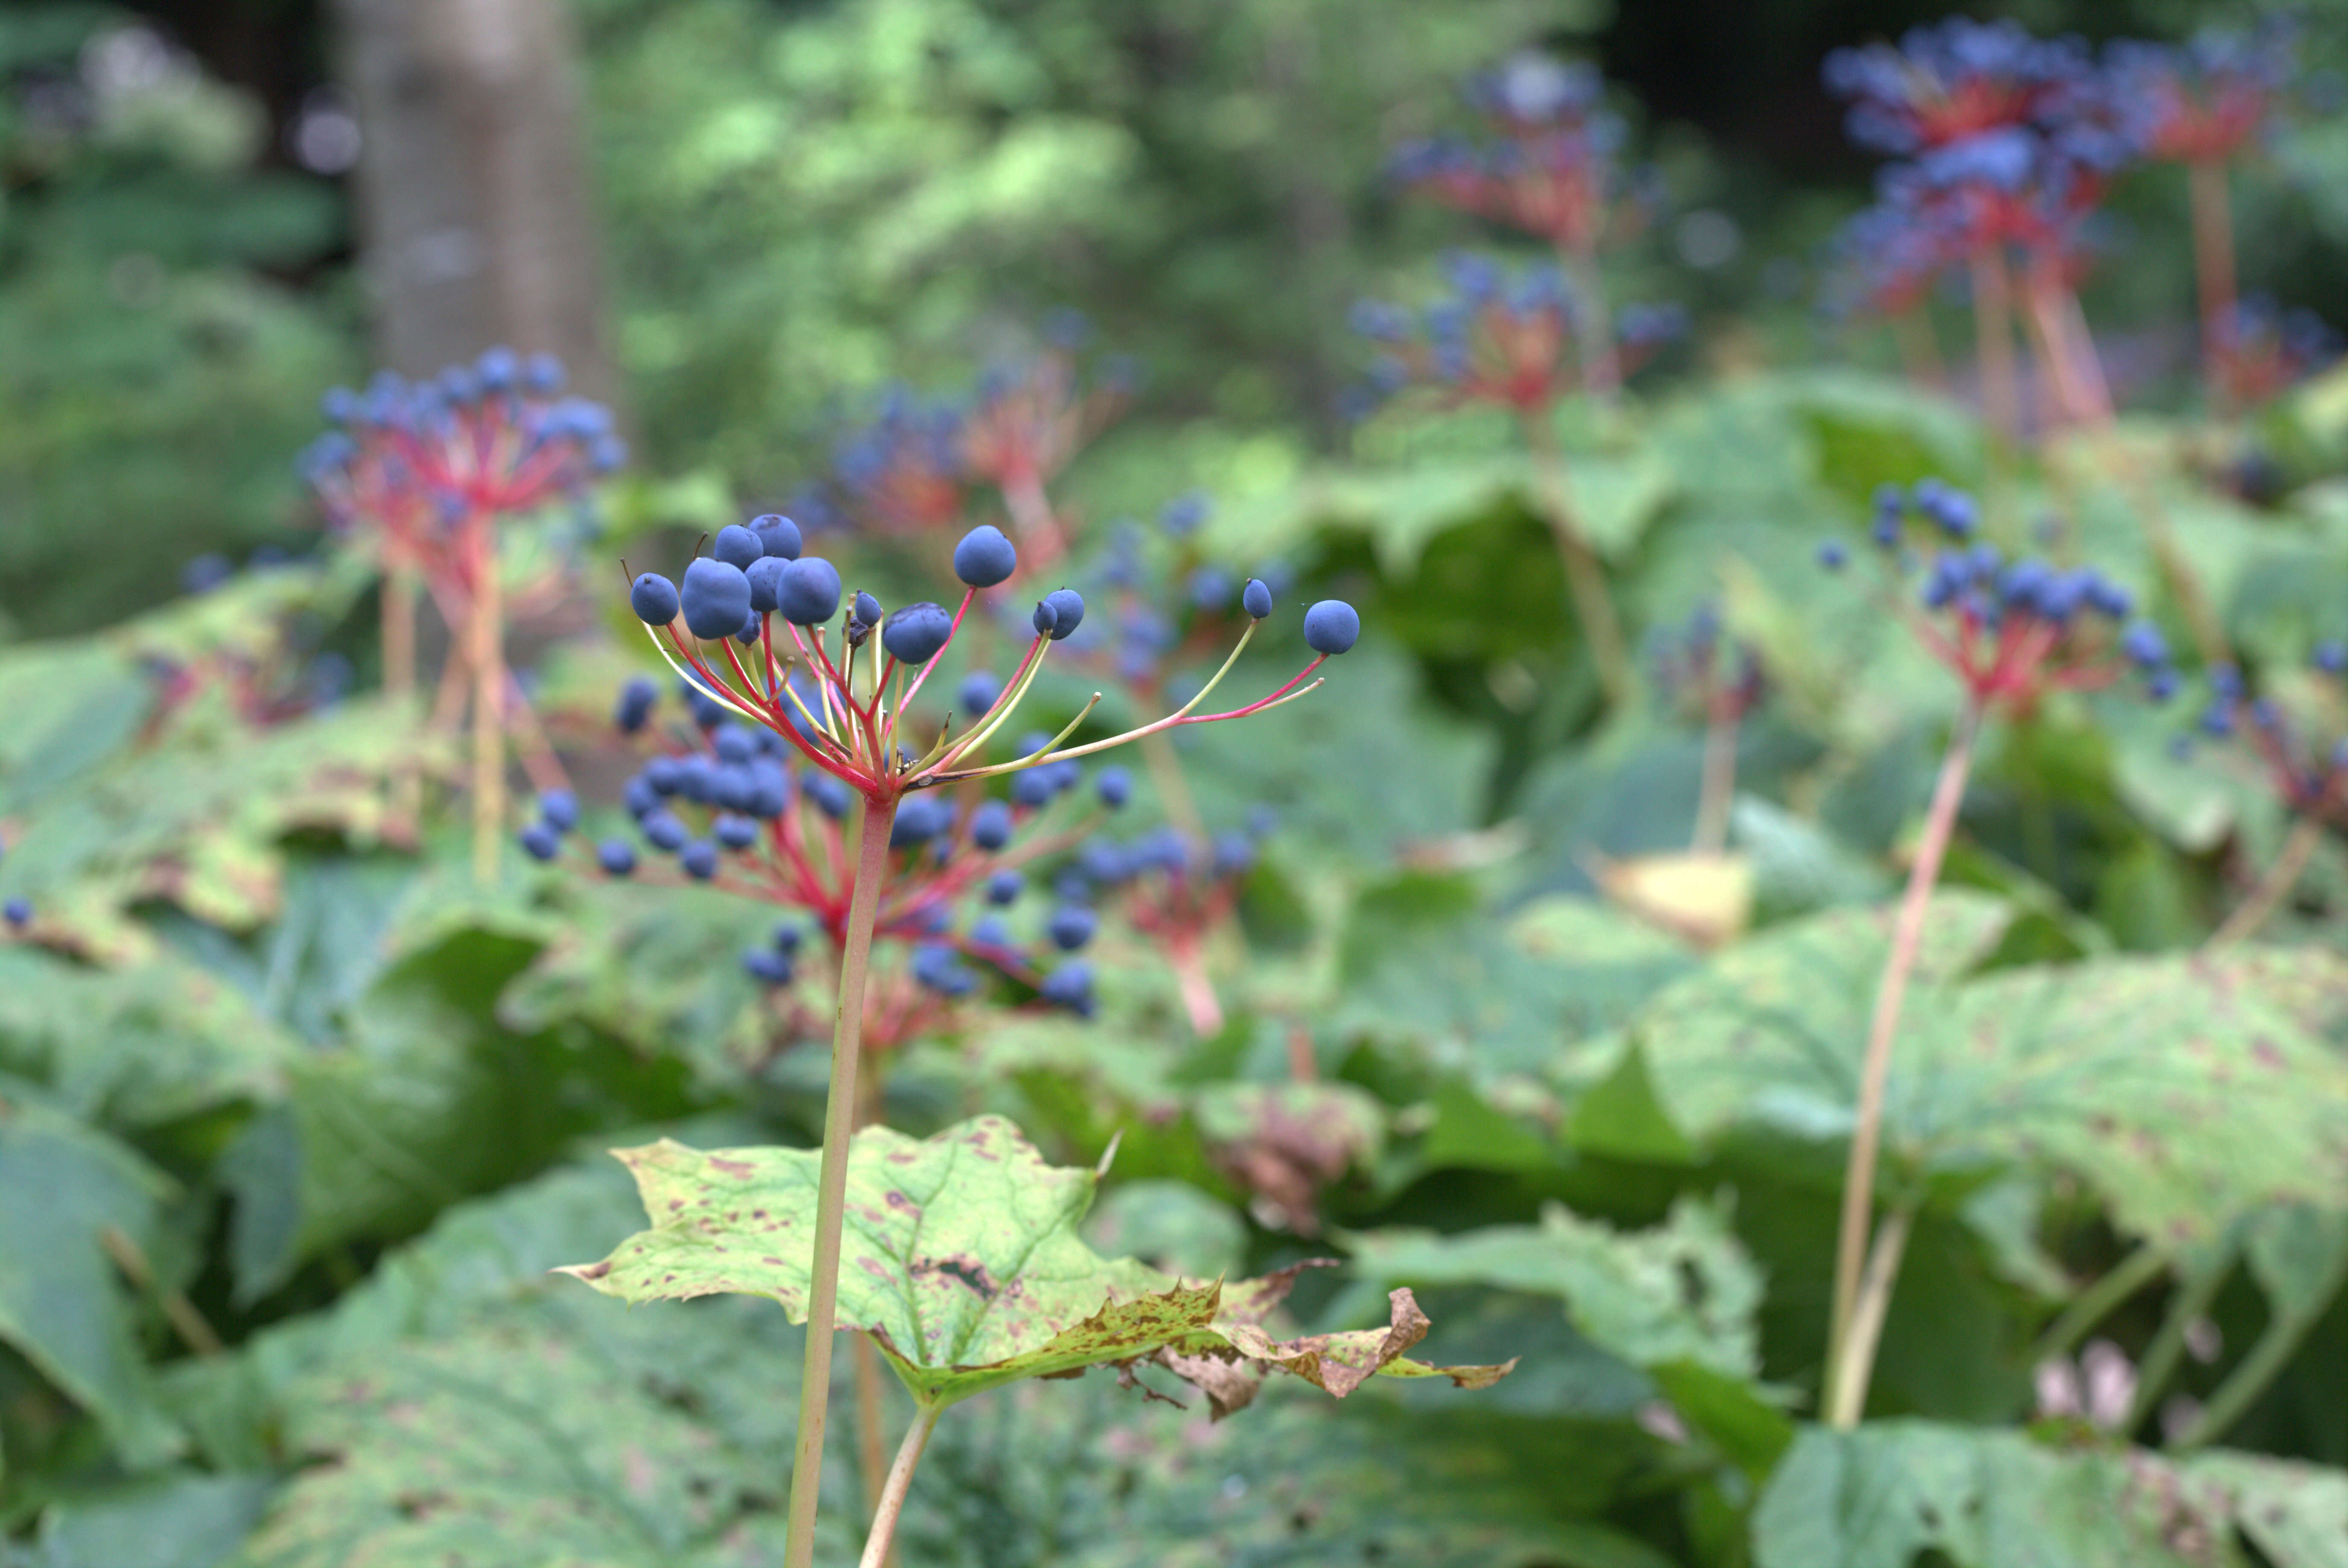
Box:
[710,1157,755,1177]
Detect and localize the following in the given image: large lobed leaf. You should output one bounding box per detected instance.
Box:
[1755,1421,2348,1568]
[561,1114,1512,1413]
[1613,895,2348,1248]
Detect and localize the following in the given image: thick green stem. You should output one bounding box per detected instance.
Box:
[857,1407,939,1568]
[1826,700,1980,1422]
[2122,1243,2234,1438]
[2210,813,2326,951]
[783,797,895,1568]
[2172,1240,2348,1452]
[2034,1245,2168,1365]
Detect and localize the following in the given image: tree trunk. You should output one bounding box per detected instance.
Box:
[331,0,612,397]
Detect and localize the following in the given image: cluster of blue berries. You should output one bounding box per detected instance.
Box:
[2187,651,2348,822]
[1823,479,2177,707]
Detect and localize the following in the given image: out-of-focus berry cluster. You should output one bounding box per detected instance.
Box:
[1823,479,2177,713]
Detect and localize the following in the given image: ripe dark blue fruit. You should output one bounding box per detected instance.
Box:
[751,514,802,560]
[805,772,851,819]
[4,898,31,928]
[1817,541,1849,572]
[1048,904,1097,951]
[642,810,688,851]
[1242,578,1274,619]
[986,869,1025,905]
[1095,766,1131,808]
[681,840,719,880]
[1011,770,1054,808]
[1303,599,1360,656]
[854,590,883,627]
[971,914,1013,950]
[715,814,760,850]
[954,524,1018,587]
[519,822,562,861]
[682,558,754,639]
[970,799,1013,850]
[644,757,683,795]
[746,555,790,614]
[713,524,766,570]
[891,795,952,847]
[1033,599,1058,637]
[883,601,954,665]
[743,948,794,986]
[779,557,842,625]
[1041,588,1085,640]
[631,573,681,626]
[960,670,1002,716]
[538,789,579,831]
[714,725,756,763]
[773,923,803,954]
[1040,961,1096,1016]
[615,675,658,733]
[597,839,637,875]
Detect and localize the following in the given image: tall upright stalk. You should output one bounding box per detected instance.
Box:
[1518,407,1632,707]
[857,1408,939,1568]
[1826,699,1981,1423]
[383,561,421,828]
[1969,250,2021,447]
[2187,158,2238,409]
[2209,814,2326,950]
[783,797,895,1568]
[467,521,505,884]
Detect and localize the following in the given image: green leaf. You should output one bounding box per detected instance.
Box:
[0,1102,183,1468]
[1341,1196,1764,1381]
[1754,1421,2348,1568]
[20,1471,273,1568]
[1622,898,2348,1246]
[561,1115,1512,1413]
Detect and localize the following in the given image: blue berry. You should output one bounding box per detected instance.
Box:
[1303,600,1361,655]
[986,869,1025,905]
[1188,567,1234,611]
[713,524,766,570]
[805,773,852,819]
[779,558,842,625]
[960,670,1003,716]
[853,591,883,628]
[954,524,1018,587]
[715,814,760,850]
[1033,599,1060,637]
[681,558,754,639]
[1242,578,1274,619]
[744,948,795,986]
[883,602,953,665]
[746,555,790,614]
[1039,961,1096,1016]
[631,573,681,626]
[2146,668,2178,703]
[680,840,719,879]
[3,898,29,929]
[1048,904,1097,951]
[1817,541,1849,571]
[714,725,757,763]
[971,915,1013,950]
[2119,623,2170,669]
[970,799,1014,850]
[538,789,579,831]
[2316,641,2348,675]
[1096,766,1131,808]
[1040,588,1085,640]
[642,810,688,851]
[891,795,952,847]
[597,838,637,875]
[615,676,658,733]
[519,822,562,861]
[751,514,803,560]
[911,943,978,998]
[1011,770,1054,808]
[773,923,804,954]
